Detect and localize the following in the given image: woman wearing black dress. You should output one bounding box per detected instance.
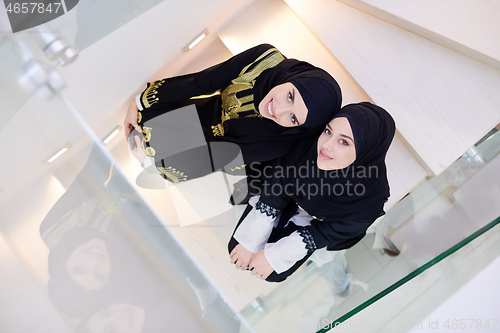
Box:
[229,102,396,282]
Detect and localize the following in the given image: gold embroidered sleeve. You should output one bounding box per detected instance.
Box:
[140,80,165,109]
[158,167,188,183]
[136,44,283,112]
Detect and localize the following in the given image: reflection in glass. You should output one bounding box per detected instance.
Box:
[72,0,165,51]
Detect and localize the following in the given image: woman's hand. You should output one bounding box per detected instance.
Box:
[230,244,254,270]
[249,250,273,280]
[124,99,141,138]
[130,135,147,164]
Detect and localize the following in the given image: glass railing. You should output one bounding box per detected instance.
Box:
[0,36,252,332]
[240,125,500,333]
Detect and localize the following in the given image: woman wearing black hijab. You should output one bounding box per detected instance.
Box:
[228,102,396,282]
[123,44,342,183]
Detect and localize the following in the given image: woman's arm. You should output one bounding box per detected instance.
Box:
[231,157,292,272]
[135,44,278,111]
[253,231,308,277]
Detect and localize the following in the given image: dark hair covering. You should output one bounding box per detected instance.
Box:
[140,44,342,166]
[41,144,140,317]
[259,102,396,249]
[341,102,395,167]
[47,226,109,318]
[222,53,342,144]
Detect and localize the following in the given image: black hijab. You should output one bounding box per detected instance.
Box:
[253,58,342,128]
[260,102,396,223]
[47,226,110,318]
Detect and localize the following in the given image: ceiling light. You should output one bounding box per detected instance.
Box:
[103,125,121,144]
[183,28,208,52]
[47,144,71,163]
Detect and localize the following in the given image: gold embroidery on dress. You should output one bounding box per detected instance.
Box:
[230,164,246,172]
[211,124,224,136]
[142,79,165,108]
[236,48,285,82]
[158,167,188,183]
[142,126,152,143]
[140,125,153,155]
[212,48,285,137]
[137,111,142,124]
[190,91,221,100]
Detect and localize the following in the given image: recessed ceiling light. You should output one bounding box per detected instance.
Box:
[183,28,209,52]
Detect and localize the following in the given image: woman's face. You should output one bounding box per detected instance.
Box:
[66,238,111,290]
[258,82,308,127]
[317,117,356,170]
[87,303,146,333]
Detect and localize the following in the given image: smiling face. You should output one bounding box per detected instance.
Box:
[66,238,111,290]
[317,117,356,170]
[87,303,146,333]
[258,82,308,127]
